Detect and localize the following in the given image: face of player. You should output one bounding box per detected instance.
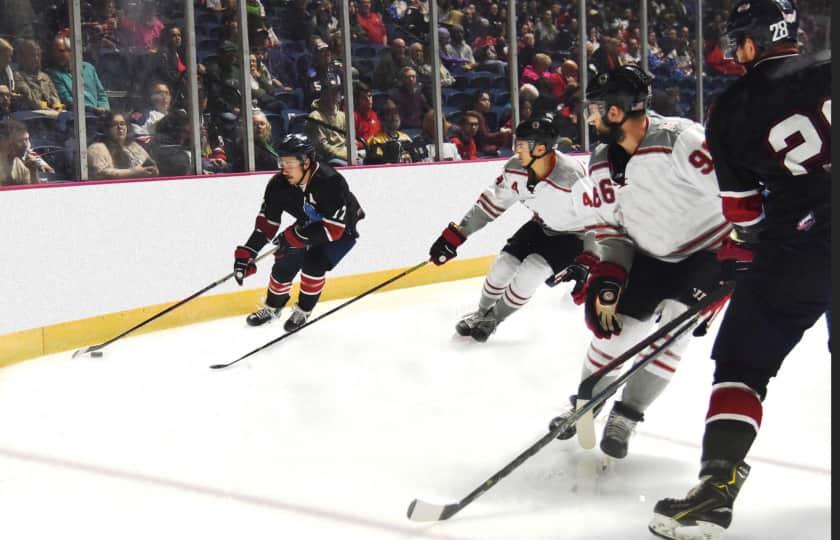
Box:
[280,156,308,185]
[735,36,757,64]
[514,139,546,166]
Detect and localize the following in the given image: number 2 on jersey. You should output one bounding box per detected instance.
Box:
[768,98,831,176]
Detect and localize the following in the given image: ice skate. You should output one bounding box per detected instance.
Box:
[455,308,490,336]
[246,304,283,326]
[548,395,605,440]
[599,401,644,459]
[649,461,750,540]
[283,305,311,332]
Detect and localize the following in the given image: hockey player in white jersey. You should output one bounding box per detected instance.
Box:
[547,65,732,459]
[428,112,601,342]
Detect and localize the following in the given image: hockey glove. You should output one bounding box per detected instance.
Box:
[693,292,732,337]
[717,233,754,283]
[274,224,307,249]
[583,262,627,339]
[233,245,258,286]
[429,222,466,266]
[546,252,599,305]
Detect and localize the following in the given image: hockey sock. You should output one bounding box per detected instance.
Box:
[701,382,762,465]
[266,276,292,308]
[479,252,521,311]
[297,271,325,312]
[494,253,552,321]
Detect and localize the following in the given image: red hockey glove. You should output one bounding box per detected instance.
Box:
[583,262,627,339]
[717,234,755,283]
[429,222,467,265]
[233,245,258,286]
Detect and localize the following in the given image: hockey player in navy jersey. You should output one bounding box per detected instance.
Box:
[428,112,594,342]
[233,133,363,331]
[650,1,830,539]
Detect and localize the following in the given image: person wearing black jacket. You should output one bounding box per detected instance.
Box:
[233,133,364,331]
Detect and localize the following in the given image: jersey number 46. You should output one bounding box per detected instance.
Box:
[582,179,616,207]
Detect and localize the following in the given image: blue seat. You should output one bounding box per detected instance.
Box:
[493,90,510,106]
[467,74,492,91]
[491,76,509,90]
[444,91,471,110]
[96,50,129,91]
[351,43,377,59]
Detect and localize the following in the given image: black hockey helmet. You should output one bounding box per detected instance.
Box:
[514,111,560,149]
[722,0,798,59]
[276,133,316,163]
[584,64,653,122]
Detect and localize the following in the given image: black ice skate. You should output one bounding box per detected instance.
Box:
[455,308,491,336]
[548,394,605,440]
[600,401,644,459]
[246,304,283,326]
[469,310,499,342]
[649,461,751,540]
[283,305,311,332]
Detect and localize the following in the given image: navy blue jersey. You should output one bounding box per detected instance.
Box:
[706,50,830,241]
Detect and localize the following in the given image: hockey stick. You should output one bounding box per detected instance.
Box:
[209,260,430,370]
[406,281,734,522]
[72,247,281,358]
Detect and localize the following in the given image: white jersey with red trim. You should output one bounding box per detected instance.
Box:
[585,113,730,265]
[458,150,618,240]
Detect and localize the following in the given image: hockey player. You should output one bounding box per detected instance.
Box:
[547,64,732,460]
[233,133,363,331]
[428,112,594,342]
[650,2,830,539]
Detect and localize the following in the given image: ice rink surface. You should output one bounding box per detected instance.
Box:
[0,277,830,539]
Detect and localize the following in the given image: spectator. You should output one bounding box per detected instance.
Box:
[87,111,158,179]
[437,27,469,70]
[147,25,188,108]
[248,53,284,113]
[648,30,663,57]
[356,0,387,45]
[519,82,539,102]
[0,84,12,121]
[304,73,348,166]
[414,109,461,162]
[303,39,344,110]
[82,0,121,57]
[47,36,110,115]
[471,90,512,155]
[704,36,746,77]
[668,36,695,77]
[204,41,243,115]
[521,52,551,86]
[460,4,485,44]
[251,109,281,171]
[311,1,339,43]
[221,12,241,42]
[373,38,408,90]
[147,109,192,177]
[504,95,534,128]
[121,2,165,51]
[450,110,481,160]
[0,119,39,185]
[535,9,559,50]
[409,42,456,103]
[621,37,642,65]
[556,16,578,51]
[517,31,536,72]
[13,40,64,113]
[388,66,429,130]
[590,27,622,75]
[0,39,15,98]
[472,21,507,75]
[0,0,36,41]
[131,81,173,141]
[446,25,478,70]
[364,98,415,164]
[353,82,381,150]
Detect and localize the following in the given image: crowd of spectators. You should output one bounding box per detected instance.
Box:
[0,0,831,185]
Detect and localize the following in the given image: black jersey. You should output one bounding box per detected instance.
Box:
[245,161,363,252]
[706,50,830,241]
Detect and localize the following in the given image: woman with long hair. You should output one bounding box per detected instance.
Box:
[87,111,158,179]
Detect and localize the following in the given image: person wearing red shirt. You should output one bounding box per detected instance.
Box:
[450,111,481,160]
[356,0,387,45]
[353,83,381,149]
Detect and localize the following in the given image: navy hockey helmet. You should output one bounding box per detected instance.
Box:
[514,112,560,149]
[584,64,653,123]
[276,133,316,163]
[722,0,799,59]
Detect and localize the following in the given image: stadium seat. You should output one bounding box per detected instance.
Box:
[467,74,492,92]
[96,50,129,91]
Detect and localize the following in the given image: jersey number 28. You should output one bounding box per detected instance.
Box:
[768,98,831,176]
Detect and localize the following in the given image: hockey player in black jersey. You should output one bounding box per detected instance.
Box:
[233,133,363,331]
[650,2,830,539]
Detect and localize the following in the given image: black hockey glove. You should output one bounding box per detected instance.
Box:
[273,224,307,252]
[717,235,754,283]
[429,222,466,265]
[583,262,627,340]
[233,245,258,286]
[545,252,599,301]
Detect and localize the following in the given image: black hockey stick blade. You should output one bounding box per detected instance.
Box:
[210,261,430,370]
[71,246,279,359]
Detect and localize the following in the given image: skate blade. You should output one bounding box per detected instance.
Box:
[649,514,725,540]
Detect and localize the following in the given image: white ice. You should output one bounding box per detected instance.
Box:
[0,277,831,540]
